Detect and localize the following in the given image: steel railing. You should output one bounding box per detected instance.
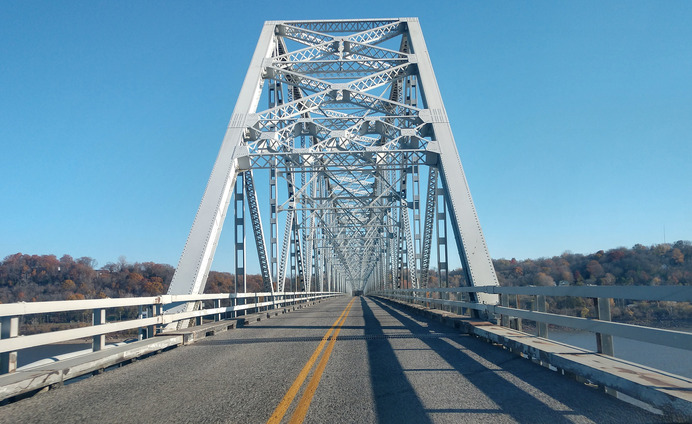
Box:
[0,291,342,374]
[373,285,692,354]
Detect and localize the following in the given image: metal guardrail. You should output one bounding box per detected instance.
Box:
[0,291,342,374]
[374,285,692,354]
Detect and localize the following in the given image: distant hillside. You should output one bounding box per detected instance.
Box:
[0,254,262,304]
[1,241,690,305]
[493,240,691,287]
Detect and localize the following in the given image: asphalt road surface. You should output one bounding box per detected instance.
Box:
[0,296,667,423]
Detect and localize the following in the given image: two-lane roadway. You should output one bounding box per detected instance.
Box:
[0,296,665,423]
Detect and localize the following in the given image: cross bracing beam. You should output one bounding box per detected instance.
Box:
[166,18,499,317]
[247,151,428,170]
[283,19,399,34]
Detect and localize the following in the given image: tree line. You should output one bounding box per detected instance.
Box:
[0,254,263,304]
[0,240,690,305]
[492,240,690,287]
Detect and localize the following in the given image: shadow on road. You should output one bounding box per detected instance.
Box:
[361,297,433,424]
[367,297,663,424]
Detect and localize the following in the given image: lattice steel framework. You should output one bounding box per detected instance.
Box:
[165,18,499,318]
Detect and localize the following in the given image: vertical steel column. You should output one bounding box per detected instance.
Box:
[305,177,317,293]
[411,165,422,285]
[269,160,278,286]
[294,207,305,291]
[298,135,308,292]
[436,186,448,288]
[234,173,246,294]
[290,223,297,292]
[405,71,422,289]
[395,174,404,289]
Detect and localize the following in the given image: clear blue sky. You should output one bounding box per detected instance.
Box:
[1,1,690,272]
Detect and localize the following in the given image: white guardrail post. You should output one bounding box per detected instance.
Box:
[1,315,19,373]
[536,295,548,338]
[594,297,614,356]
[92,308,106,351]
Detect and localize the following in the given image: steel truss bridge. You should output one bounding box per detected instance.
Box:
[1,18,691,423]
[165,17,498,316]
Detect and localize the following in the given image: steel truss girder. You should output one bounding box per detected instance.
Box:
[167,18,499,311]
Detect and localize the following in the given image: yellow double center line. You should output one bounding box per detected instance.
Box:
[267,297,356,424]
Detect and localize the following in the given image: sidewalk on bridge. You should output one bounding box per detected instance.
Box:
[373,295,692,421]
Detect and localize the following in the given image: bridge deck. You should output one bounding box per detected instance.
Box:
[0,296,668,423]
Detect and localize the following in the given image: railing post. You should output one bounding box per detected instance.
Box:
[193,301,202,326]
[92,308,106,351]
[595,297,616,396]
[138,306,144,340]
[595,298,614,356]
[536,294,548,338]
[214,299,221,322]
[146,304,157,338]
[1,316,19,374]
[154,303,163,335]
[500,293,509,327]
[512,294,522,331]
